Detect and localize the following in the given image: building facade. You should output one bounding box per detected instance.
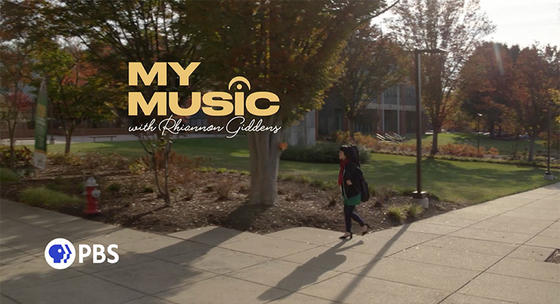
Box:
[318,83,426,138]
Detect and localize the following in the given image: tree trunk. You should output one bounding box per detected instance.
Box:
[152,146,170,205]
[528,135,536,162]
[138,134,171,206]
[64,129,73,155]
[248,130,282,205]
[430,129,439,156]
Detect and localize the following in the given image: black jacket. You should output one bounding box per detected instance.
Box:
[342,161,361,198]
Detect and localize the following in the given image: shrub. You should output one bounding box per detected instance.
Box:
[353,132,379,150]
[386,206,406,224]
[129,160,148,175]
[198,166,212,173]
[334,130,352,144]
[0,167,20,182]
[405,204,424,219]
[19,187,81,208]
[50,152,82,166]
[373,141,430,156]
[0,146,32,168]
[487,147,500,156]
[281,142,370,164]
[364,140,500,159]
[334,131,383,152]
[438,143,498,158]
[215,168,228,174]
[281,143,338,163]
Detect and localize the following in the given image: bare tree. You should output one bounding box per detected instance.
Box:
[387,0,494,155]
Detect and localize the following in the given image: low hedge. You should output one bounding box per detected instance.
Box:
[19,187,82,208]
[281,143,370,164]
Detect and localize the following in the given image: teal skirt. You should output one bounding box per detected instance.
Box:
[343,194,361,206]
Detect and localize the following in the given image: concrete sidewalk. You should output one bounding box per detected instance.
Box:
[1,183,559,304]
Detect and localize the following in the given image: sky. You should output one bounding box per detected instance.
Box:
[377,0,560,48]
[479,0,560,47]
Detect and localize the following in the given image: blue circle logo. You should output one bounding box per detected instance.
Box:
[44,238,75,269]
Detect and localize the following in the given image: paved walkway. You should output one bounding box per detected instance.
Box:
[1,183,559,304]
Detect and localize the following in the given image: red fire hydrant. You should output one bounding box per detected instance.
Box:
[84,177,101,215]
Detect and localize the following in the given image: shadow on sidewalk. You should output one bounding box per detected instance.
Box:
[1,200,255,303]
[259,224,409,303]
[3,198,412,303]
[333,224,409,302]
[257,239,363,301]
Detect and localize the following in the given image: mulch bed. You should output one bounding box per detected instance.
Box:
[1,157,469,234]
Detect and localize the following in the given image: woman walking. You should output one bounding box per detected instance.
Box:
[338,145,369,240]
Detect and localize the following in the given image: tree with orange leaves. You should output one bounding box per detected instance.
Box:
[512,46,559,161]
[457,42,518,136]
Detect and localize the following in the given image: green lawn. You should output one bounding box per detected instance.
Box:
[42,136,557,204]
[402,132,558,156]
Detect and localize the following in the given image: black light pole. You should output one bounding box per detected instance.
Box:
[414,50,423,201]
[412,48,446,207]
[476,113,482,154]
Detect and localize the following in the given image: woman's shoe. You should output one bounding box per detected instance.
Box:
[361,224,370,236]
[339,232,353,240]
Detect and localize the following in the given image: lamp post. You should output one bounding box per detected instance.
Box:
[544,104,555,180]
[413,48,446,208]
[476,113,483,154]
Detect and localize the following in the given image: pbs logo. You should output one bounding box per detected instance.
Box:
[44,238,76,269]
[44,238,119,270]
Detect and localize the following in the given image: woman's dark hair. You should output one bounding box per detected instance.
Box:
[340,145,359,165]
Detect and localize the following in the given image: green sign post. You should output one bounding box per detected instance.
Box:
[33,79,48,169]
